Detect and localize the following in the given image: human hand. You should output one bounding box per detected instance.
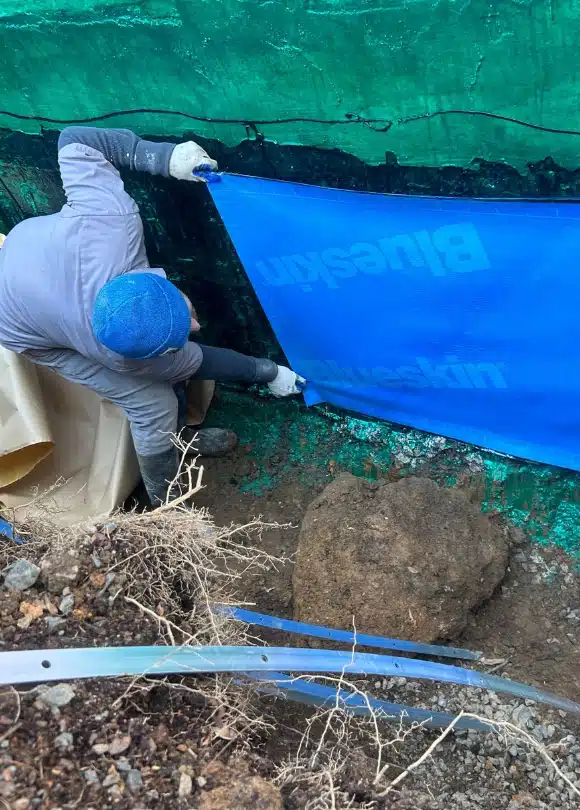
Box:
[188,302,201,333]
[181,293,201,332]
[268,366,306,397]
[169,141,218,182]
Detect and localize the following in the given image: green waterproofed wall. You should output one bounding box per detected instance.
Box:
[3,0,580,169]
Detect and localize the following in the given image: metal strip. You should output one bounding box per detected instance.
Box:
[214,605,481,660]
[243,671,493,731]
[1,646,578,715]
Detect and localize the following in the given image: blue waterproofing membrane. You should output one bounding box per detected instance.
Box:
[0,518,21,544]
[2,647,579,716]
[209,176,580,472]
[242,671,492,731]
[214,605,481,661]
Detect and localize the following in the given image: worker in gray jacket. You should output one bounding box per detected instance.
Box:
[0,127,304,505]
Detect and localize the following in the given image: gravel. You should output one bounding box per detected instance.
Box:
[512,704,536,728]
[373,676,580,810]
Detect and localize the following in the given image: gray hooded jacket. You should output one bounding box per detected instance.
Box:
[0,128,204,456]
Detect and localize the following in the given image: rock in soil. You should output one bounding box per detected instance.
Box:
[102,766,121,788]
[53,731,73,749]
[40,548,80,593]
[83,768,100,785]
[199,761,284,810]
[11,800,31,810]
[126,768,144,793]
[59,592,75,614]
[3,559,40,591]
[37,683,76,709]
[178,771,193,797]
[293,474,511,641]
[108,733,131,755]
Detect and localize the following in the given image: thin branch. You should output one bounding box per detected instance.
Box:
[380,711,464,795]
[326,769,337,810]
[124,596,196,646]
[150,463,205,515]
[0,687,22,744]
[0,721,22,745]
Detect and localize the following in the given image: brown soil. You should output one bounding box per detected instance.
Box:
[1,451,579,809]
[197,452,580,702]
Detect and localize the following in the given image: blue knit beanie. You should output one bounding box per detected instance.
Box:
[92,273,191,359]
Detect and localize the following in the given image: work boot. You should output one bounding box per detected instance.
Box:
[137,447,180,507]
[179,426,238,457]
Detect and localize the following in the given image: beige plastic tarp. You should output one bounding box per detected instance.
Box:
[0,348,213,525]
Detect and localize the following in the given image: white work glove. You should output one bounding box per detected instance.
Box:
[268,366,306,398]
[169,141,218,182]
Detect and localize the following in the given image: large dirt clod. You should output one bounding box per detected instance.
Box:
[293,474,510,642]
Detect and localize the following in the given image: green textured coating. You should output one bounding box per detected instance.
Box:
[3,0,580,168]
[205,390,580,557]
